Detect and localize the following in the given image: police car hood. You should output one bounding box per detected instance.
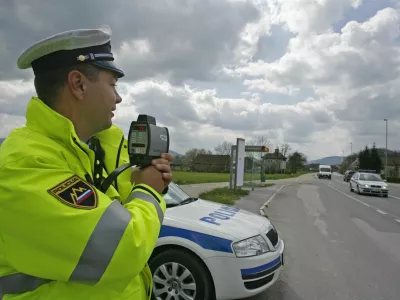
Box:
[164,199,271,240]
[358,180,388,187]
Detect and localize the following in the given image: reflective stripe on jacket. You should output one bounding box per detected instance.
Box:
[0,97,166,300]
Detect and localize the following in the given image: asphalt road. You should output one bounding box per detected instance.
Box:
[242,173,400,300]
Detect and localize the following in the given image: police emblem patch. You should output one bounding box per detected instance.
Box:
[47,175,98,209]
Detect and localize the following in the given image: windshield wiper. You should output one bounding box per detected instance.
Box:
[166,203,181,208]
[180,197,198,205]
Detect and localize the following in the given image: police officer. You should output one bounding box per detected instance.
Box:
[0,26,173,299]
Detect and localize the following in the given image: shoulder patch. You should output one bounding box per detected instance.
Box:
[47,175,98,209]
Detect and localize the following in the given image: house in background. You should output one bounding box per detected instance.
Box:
[262,148,287,174]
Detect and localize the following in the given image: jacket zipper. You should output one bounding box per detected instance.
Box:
[72,137,94,185]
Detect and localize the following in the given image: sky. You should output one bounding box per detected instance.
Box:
[1,0,400,160]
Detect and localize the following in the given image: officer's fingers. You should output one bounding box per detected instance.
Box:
[162,172,173,181]
[161,153,174,162]
[154,163,171,173]
[152,158,169,166]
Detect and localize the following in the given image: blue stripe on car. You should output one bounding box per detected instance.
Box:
[159,225,233,253]
[240,256,281,276]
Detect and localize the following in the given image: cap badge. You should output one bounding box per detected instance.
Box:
[77,55,86,62]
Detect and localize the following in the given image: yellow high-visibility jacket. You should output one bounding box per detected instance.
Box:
[0,97,166,300]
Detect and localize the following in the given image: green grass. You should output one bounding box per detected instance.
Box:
[173,170,308,184]
[199,187,249,205]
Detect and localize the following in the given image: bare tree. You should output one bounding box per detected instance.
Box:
[214,141,233,156]
[279,143,292,158]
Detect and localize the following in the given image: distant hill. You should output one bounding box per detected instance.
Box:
[307,156,344,165]
[169,150,183,157]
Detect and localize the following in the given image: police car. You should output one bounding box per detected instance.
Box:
[349,170,389,197]
[149,182,285,300]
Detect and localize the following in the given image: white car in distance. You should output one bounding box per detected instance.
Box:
[349,170,389,197]
[149,182,285,300]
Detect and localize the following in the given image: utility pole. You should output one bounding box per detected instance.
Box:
[350,142,353,158]
[384,118,388,178]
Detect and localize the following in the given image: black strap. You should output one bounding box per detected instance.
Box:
[100,163,132,194]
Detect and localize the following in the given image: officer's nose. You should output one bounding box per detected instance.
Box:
[115,90,122,104]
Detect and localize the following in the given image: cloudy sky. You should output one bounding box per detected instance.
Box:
[1,0,400,160]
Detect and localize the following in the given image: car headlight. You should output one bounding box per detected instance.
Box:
[232,235,270,258]
[382,186,388,189]
[360,184,368,188]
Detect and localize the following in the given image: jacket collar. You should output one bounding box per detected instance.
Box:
[26,97,82,145]
[26,97,124,148]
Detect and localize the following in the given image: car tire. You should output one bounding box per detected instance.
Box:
[357,185,361,195]
[350,184,353,192]
[149,248,215,300]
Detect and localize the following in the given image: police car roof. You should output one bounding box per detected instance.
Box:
[358,170,377,173]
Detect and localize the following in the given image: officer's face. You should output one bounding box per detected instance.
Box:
[86,70,122,133]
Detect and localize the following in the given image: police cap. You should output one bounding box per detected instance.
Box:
[17,25,124,78]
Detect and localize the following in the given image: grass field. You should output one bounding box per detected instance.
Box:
[173,170,309,184]
[199,187,250,205]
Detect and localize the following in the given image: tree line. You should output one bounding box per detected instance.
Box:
[358,143,383,173]
[174,136,308,173]
[339,142,400,178]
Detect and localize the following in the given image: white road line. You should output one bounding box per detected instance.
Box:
[395,219,400,224]
[260,184,293,216]
[320,181,400,220]
[389,195,400,200]
[377,209,387,215]
[321,181,372,208]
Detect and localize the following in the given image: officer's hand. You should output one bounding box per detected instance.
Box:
[130,153,173,194]
[152,153,174,185]
[131,166,165,194]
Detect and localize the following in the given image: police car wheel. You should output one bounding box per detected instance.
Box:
[149,248,214,300]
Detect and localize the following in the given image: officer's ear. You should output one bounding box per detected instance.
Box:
[67,70,87,101]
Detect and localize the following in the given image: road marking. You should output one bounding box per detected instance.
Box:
[377,209,387,215]
[389,195,400,200]
[395,219,400,224]
[320,181,371,208]
[260,184,292,216]
[320,181,400,220]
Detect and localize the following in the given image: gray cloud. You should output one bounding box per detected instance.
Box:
[1,0,400,160]
[1,0,260,84]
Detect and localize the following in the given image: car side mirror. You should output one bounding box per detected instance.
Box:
[384,179,387,182]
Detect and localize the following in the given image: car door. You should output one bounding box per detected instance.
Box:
[350,173,358,189]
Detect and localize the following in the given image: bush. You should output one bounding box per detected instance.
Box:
[387,177,400,183]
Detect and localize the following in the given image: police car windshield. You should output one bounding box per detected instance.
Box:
[163,182,193,205]
[359,173,383,181]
